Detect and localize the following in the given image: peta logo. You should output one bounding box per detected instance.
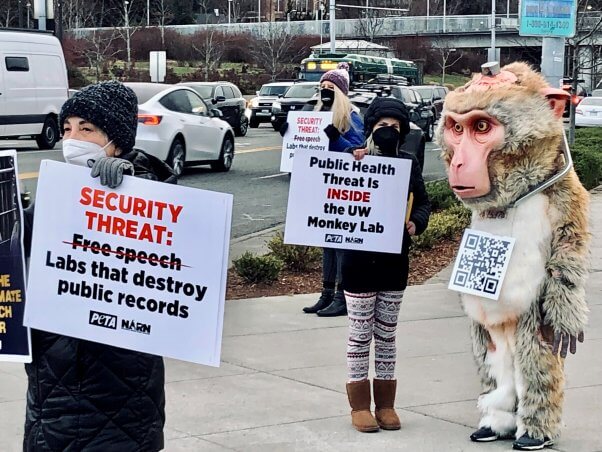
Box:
[89,311,117,330]
[325,234,343,243]
[121,319,152,335]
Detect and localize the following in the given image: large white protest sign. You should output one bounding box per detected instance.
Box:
[24,161,232,366]
[449,229,516,300]
[0,150,32,363]
[280,111,333,173]
[284,150,412,253]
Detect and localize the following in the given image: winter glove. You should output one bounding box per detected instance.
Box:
[90,157,135,189]
[324,124,341,141]
[279,122,289,137]
[552,330,584,358]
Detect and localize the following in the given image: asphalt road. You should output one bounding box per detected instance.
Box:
[1,124,446,239]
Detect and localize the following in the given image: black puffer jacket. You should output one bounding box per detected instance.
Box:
[23,150,175,452]
[342,151,431,293]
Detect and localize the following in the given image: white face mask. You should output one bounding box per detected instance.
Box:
[62,139,112,167]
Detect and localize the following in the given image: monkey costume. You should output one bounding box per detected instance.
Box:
[435,62,590,451]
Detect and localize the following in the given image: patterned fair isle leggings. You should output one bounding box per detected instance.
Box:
[346,291,405,382]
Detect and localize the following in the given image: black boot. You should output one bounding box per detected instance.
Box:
[316,290,347,317]
[303,288,333,314]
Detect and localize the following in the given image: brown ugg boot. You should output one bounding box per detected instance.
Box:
[346,380,380,432]
[373,379,401,430]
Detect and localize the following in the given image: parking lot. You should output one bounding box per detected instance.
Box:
[2,125,446,241]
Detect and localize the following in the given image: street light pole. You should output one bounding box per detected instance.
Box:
[443,0,446,33]
[147,0,150,26]
[228,0,232,23]
[489,0,496,61]
[258,0,261,23]
[329,0,336,52]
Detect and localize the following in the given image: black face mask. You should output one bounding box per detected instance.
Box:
[320,88,335,106]
[372,126,400,156]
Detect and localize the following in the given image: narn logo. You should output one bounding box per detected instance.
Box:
[122,319,152,335]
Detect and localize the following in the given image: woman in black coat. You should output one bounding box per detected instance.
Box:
[23,81,172,452]
[341,97,431,434]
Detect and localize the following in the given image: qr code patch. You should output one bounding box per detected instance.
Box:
[450,230,515,299]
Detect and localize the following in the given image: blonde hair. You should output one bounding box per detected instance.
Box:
[314,84,357,134]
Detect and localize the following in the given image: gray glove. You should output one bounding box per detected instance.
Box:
[90,157,135,189]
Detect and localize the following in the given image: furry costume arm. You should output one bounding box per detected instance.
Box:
[542,171,590,355]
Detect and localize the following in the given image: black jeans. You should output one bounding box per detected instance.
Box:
[322,247,343,290]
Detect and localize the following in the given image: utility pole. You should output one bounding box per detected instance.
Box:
[488,0,496,62]
[147,0,150,26]
[329,0,335,52]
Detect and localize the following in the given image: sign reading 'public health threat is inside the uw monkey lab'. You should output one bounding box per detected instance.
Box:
[285,150,412,254]
[24,161,232,366]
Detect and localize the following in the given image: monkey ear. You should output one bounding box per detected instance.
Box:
[541,87,570,119]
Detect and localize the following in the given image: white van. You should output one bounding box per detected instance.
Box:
[0,30,68,149]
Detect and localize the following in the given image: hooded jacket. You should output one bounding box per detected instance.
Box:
[23,150,174,452]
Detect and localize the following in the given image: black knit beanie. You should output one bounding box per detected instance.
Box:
[60,81,138,152]
[364,96,411,139]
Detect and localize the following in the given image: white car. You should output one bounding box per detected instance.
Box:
[575,97,602,128]
[125,83,235,176]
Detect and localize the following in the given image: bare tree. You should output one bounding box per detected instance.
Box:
[152,0,174,49]
[191,30,225,81]
[354,8,386,42]
[0,0,17,27]
[191,0,225,81]
[61,0,100,28]
[566,0,602,143]
[432,39,463,84]
[75,29,120,81]
[116,0,139,69]
[251,22,304,80]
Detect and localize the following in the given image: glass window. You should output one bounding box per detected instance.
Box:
[185,84,214,99]
[5,57,29,72]
[160,90,193,113]
[437,88,447,99]
[414,87,433,100]
[581,97,602,106]
[222,86,235,99]
[259,85,290,96]
[214,86,224,98]
[284,84,319,98]
[185,91,208,115]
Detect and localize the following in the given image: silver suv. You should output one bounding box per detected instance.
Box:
[248,82,294,128]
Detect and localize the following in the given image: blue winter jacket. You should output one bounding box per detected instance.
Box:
[329,110,365,152]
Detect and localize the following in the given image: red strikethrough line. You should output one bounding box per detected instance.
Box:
[62,241,191,268]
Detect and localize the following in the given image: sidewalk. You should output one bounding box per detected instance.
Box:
[1,188,601,451]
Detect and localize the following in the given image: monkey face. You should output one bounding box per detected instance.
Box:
[437,62,570,213]
[444,110,505,199]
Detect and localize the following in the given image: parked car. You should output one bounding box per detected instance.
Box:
[125,83,235,177]
[575,97,602,128]
[179,81,248,136]
[348,91,426,172]
[411,85,449,121]
[271,81,319,130]
[352,83,436,141]
[247,81,295,128]
[0,30,68,150]
[592,88,602,98]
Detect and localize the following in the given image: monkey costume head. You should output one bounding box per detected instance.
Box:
[436,62,571,213]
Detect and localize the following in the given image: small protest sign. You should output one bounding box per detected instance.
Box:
[449,229,516,300]
[0,150,32,363]
[24,161,232,366]
[284,150,412,253]
[280,111,333,173]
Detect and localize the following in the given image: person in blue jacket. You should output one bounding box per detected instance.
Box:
[282,62,364,317]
